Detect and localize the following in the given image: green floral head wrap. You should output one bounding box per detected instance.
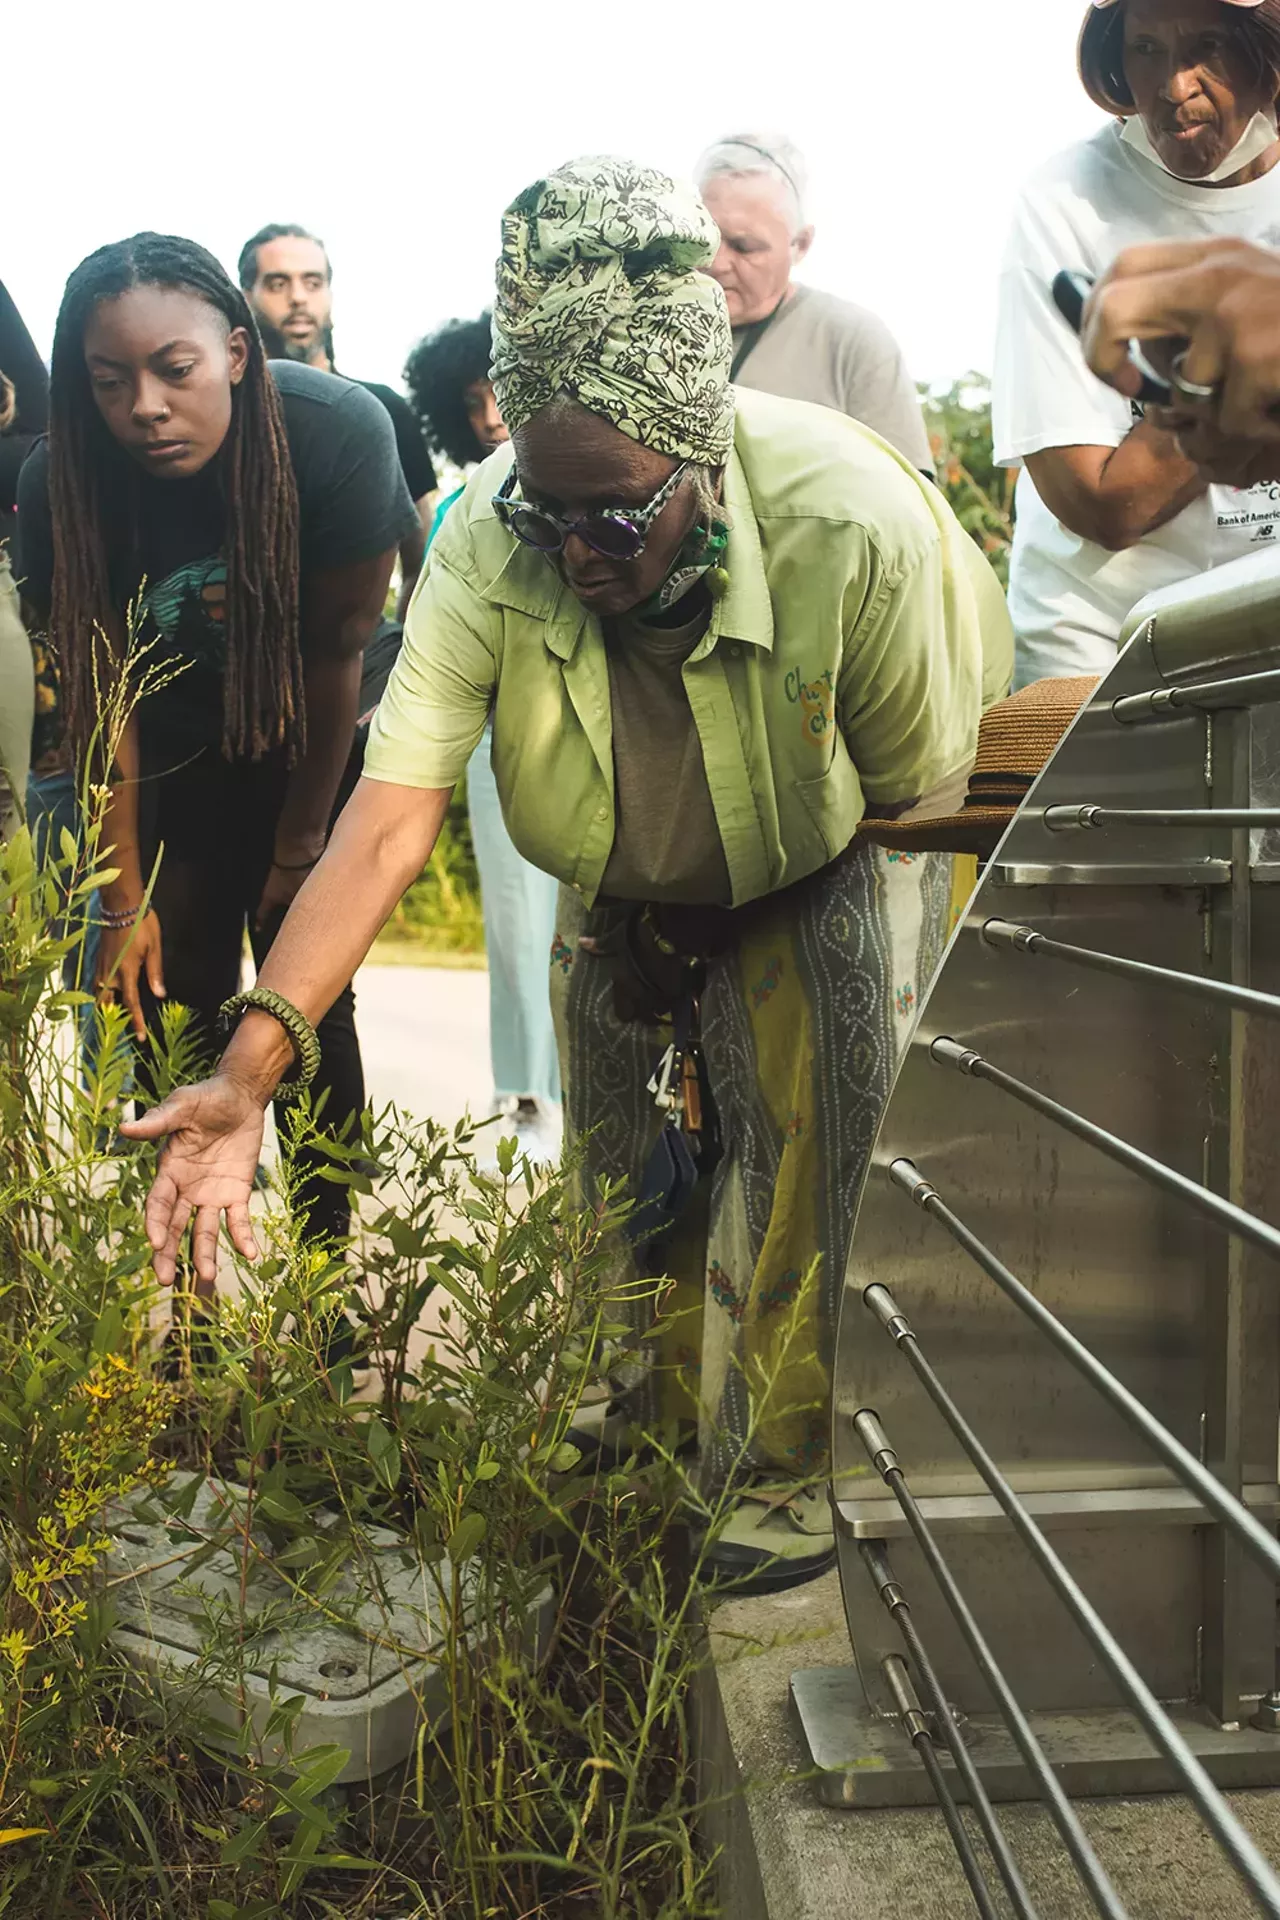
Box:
[490,155,735,466]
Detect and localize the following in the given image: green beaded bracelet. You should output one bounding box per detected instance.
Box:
[219,987,322,1105]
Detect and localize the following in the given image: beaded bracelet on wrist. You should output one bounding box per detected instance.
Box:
[99,902,145,929]
[219,987,322,1105]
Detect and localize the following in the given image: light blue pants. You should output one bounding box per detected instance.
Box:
[28,766,103,1072]
[467,731,561,1108]
[0,556,33,841]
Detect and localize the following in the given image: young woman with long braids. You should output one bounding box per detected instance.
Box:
[17,232,418,1317]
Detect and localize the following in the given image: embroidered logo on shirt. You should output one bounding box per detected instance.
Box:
[784,667,835,746]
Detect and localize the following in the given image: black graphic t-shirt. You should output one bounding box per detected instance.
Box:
[17,361,418,769]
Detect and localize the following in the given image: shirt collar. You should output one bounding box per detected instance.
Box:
[479,436,774,660]
[698,440,774,659]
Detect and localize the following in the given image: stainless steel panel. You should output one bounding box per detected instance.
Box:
[832,563,1280,1748]
[837,893,1217,1506]
[835,1485,1280,1540]
[792,1668,1280,1811]
[1136,548,1280,684]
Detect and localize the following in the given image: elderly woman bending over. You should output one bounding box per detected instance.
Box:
[126,159,1012,1592]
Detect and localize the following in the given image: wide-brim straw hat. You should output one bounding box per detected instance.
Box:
[858,677,1100,857]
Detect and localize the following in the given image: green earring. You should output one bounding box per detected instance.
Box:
[702,520,730,599]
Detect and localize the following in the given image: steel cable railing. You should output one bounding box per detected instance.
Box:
[1111,669,1280,725]
[1043,806,1280,831]
[883,1157,1280,1588]
[926,1036,1280,1262]
[853,1414,1131,1918]
[878,1650,1005,1920]
[825,563,1280,1912]
[856,1282,1280,1917]
[860,1538,1039,1919]
[979,918,1280,1024]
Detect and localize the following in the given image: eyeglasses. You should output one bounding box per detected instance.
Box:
[492,459,691,562]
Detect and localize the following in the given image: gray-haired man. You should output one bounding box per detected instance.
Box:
[695,132,934,471]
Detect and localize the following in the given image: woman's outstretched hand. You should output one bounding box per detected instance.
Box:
[119,1074,268,1286]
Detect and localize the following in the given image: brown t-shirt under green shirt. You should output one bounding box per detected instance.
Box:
[601,602,732,906]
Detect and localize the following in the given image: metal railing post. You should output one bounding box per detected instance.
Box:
[1202,702,1265,1727]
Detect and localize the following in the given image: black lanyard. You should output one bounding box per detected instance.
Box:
[730,291,789,382]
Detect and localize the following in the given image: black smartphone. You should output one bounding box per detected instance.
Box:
[1051,269,1174,406]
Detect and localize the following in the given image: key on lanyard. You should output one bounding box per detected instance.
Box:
[648,1042,684,1116]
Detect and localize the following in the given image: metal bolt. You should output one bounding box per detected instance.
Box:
[863,1284,913,1343]
[881,1655,930,1744]
[853,1408,900,1480]
[1252,1693,1280,1733]
[929,1036,981,1076]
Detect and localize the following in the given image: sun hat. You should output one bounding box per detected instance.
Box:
[858,678,1099,857]
[1080,0,1275,122]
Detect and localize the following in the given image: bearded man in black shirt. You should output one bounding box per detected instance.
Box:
[238,224,437,622]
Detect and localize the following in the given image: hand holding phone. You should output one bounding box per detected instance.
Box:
[1052,270,1175,406]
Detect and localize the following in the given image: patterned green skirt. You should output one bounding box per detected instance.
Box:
[550,844,952,1481]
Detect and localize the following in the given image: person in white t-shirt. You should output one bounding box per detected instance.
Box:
[994,0,1280,688]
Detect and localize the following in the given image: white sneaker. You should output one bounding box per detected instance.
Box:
[477,1097,562,1174]
[531,1099,563,1168]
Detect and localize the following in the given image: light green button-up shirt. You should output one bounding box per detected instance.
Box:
[365,387,1013,908]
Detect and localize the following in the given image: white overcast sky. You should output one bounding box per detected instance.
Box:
[6,0,1103,394]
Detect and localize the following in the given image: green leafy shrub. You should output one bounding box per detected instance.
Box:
[0,664,801,1916]
[923,374,1015,588]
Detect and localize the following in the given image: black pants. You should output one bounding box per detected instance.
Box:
[136,745,364,1247]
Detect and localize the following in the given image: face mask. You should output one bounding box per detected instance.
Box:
[1121,107,1280,184]
[637,521,730,618]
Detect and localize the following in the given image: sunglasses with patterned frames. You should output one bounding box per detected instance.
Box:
[492,459,692,561]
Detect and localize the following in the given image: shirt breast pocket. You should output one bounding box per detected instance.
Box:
[794,749,861,864]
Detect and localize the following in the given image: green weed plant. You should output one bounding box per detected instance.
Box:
[0,636,820,1918]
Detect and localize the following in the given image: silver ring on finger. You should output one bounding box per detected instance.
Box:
[1171,350,1222,406]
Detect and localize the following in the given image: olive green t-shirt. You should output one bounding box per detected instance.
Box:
[601,600,731,906]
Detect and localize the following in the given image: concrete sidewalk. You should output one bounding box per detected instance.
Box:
[354,961,491,1128]
[700,1574,1280,1919]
